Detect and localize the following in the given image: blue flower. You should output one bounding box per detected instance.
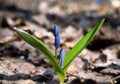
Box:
[54,25,60,36]
[54,25,61,49]
[59,48,65,68]
[55,35,60,49]
[96,0,103,6]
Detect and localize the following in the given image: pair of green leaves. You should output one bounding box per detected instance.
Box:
[14,19,105,83]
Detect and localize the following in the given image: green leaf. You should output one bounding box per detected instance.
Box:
[13,27,64,79]
[63,19,105,71]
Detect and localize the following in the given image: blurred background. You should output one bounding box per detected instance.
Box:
[0,0,120,84]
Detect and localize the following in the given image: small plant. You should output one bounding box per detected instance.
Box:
[14,19,105,83]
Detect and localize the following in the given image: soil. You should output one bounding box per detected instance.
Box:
[0,0,120,84]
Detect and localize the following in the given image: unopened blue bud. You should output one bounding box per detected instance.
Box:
[55,35,60,49]
[96,0,103,6]
[54,25,60,36]
[59,48,65,68]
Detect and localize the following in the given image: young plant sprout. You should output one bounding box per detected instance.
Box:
[14,19,105,83]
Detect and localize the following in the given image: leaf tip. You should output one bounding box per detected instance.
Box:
[102,18,105,22]
[13,27,29,34]
[13,27,18,30]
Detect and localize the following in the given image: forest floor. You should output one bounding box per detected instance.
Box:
[0,0,120,84]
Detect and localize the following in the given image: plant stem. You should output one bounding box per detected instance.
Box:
[55,48,57,59]
[56,73,65,84]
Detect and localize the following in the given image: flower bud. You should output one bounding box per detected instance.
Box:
[55,35,60,49]
[54,25,60,36]
[59,48,65,68]
[96,0,103,6]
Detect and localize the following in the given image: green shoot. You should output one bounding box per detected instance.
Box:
[14,18,105,83]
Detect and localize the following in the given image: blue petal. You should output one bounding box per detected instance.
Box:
[96,0,103,6]
[59,48,65,68]
[54,25,60,36]
[55,35,60,49]
[61,58,64,68]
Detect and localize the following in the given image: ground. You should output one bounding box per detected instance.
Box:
[0,0,120,84]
